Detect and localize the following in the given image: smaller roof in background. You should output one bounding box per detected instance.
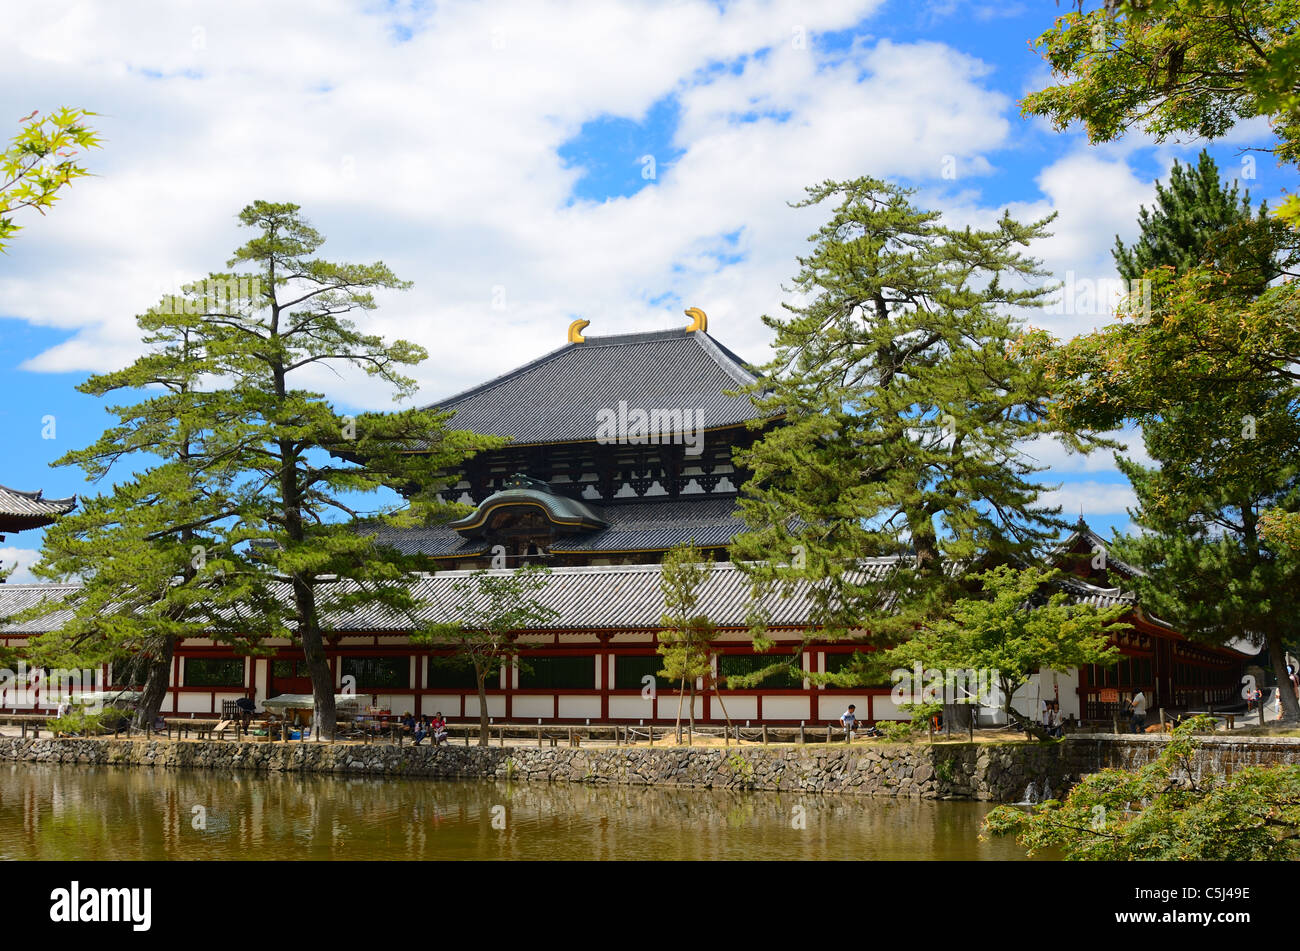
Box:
[0,485,76,535]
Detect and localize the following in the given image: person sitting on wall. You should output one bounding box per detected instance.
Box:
[400,712,416,739]
[412,715,428,746]
[840,704,858,734]
[431,712,448,747]
[234,696,256,734]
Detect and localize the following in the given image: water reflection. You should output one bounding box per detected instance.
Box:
[0,764,1038,861]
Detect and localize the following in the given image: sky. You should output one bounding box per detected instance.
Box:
[1,0,1295,582]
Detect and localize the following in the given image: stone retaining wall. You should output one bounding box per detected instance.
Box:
[3,734,1297,802]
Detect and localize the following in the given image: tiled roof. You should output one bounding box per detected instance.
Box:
[367,495,748,558]
[0,558,1147,637]
[1051,521,1146,579]
[0,583,79,633]
[423,329,766,445]
[0,563,886,634]
[0,485,76,531]
[550,496,744,552]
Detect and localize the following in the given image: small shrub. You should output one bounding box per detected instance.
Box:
[878,720,919,743]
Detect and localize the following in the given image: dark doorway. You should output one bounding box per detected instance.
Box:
[271,658,313,695]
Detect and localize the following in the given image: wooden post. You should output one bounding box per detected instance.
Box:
[567,726,573,748]
[762,725,768,746]
[928,719,934,744]
[1159,708,1166,733]
[537,726,543,749]
[968,713,973,742]
[1112,712,1120,734]
[648,724,653,746]
[1260,701,1266,726]
[826,725,832,744]
[499,726,505,748]
[798,724,805,745]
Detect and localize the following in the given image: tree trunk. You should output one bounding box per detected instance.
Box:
[302,624,336,741]
[133,635,175,730]
[711,682,734,745]
[1265,631,1300,722]
[674,678,685,743]
[688,681,696,745]
[477,663,491,746]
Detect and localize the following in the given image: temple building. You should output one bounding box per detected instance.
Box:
[0,314,1248,724]
[370,312,768,568]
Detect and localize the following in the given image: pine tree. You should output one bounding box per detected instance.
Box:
[1113,150,1281,294]
[27,202,503,737]
[732,177,1100,674]
[201,201,504,739]
[22,308,272,728]
[1050,161,1300,720]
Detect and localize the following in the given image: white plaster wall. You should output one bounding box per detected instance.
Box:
[177,694,211,713]
[870,694,905,721]
[816,696,870,723]
[464,694,505,719]
[719,696,757,720]
[610,697,655,719]
[378,695,415,715]
[512,695,554,719]
[558,696,602,719]
[760,697,809,721]
[422,695,462,716]
[252,659,269,703]
[657,695,702,720]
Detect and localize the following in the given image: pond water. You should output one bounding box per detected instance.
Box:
[0,764,1041,860]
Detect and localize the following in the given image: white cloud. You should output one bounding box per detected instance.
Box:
[0,0,1030,410]
[0,547,42,584]
[1021,428,1154,475]
[1038,481,1138,518]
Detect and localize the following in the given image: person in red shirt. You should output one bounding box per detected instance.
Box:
[430,712,448,747]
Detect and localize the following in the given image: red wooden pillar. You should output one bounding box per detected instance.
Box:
[503,659,512,720]
[171,653,180,713]
[598,637,611,721]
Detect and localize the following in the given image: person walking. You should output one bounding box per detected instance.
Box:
[1128,690,1147,734]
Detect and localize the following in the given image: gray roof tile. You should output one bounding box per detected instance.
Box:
[0,485,76,528]
[424,329,766,445]
[368,495,747,557]
[0,559,1144,636]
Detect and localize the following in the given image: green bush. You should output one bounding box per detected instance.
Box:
[878,720,920,743]
[48,707,131,737]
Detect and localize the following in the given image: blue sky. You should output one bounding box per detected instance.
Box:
[1,0,1295,580]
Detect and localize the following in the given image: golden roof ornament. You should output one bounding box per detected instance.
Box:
[568,319,590,343]
[684,307,707,333]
